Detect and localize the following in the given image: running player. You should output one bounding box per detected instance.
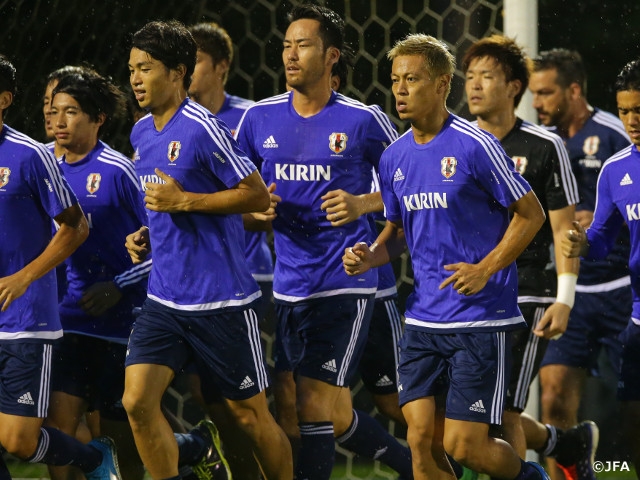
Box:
[561,57,640,476]
[0,53,120,480]
[234,5,412,479]
[343,33,548,480]
[122,20,292,480]
[44,69,150,480]
[529,48,631,480]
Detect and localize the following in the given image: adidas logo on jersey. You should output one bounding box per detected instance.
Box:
[375,375,394,387]
[239,376,255,389]
[621,173,633,186]
[393,168,405,182]
[469,399,486,413]
[17,392,35,405]
[321,359,337,373]
[263,135,278,148]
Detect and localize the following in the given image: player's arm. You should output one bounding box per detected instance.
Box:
[343,219,406,276]
[440,190,545,295]
[0,204,88,311]
[321,190,383,226]
[534,204,580,339]
[243,182,281,231]
[144,168,270,215]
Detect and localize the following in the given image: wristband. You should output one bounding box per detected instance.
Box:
[556,273,577,308]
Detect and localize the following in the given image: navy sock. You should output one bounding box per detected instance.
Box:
[297,421,335,480]
[175,432,206,466]
[26,427,101,473]
[514,460,545,480]
[336,409,413,479]
[447,453,464,478]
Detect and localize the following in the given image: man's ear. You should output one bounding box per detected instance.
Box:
[173,64,187,83]
[569,82,583,100]
[0,90,13,112]
[327,46,340,68]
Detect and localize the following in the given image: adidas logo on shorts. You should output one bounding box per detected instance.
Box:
[469,399,486,413]
[239,376,255,389]
[262,135,278,148]
[375,375,394,387]
[321,359,337,373]
[17,392,35,405]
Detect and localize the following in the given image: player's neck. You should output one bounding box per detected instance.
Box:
[152,90,188,131]
[476,109,517,141]
[411,107,450,144]
[565,100,593,138]
[53,141,66,159]
[196,88,226,115]
[64,140,98,164]
[291,82,333,118]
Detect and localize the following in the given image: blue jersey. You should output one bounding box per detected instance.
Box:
[586,145,640,322]
[131,99,260,311]
[551,109,631,286]
[370,171,397,299]
[235,91,398,302]
[0,125,78,341]
[130,99,260,311]
[380,114,530,332]
[58,141,150,341]
[218,93,273,283]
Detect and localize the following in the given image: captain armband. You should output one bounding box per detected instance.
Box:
[556,273,578,308]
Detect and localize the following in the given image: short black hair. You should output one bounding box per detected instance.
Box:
[52,71,127,136]
[131,20,197,90]
[331,44,354,93]
[615,59,640,93]
[287,3,345,52]
[461,35,531,108]
[533,48,587,95]
[0,54,17,97]
[46,65,98,86]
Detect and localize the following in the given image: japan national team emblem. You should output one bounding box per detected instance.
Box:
[86,173,101,194]
[512,156,528,174]
[329,133,348,154]
[441,157,457,178]
[168,141,181,162]
[0,167,10,188]
[583,136,600,156]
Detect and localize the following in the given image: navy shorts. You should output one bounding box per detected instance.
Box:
[126,298,269,401]
[51,333,128,421]
[274,294,374,387]
[358,296,403,395]
[0,342,53,418]
[398,328,511,425]
[541,286,631,374]
[617,319,640,401]
[505,303,550,411]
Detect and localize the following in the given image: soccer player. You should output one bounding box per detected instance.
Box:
[44,69,150,480]
[529,49,631,480]
[561,57,640,474]
[0,54,120,480]
[234,5,412,479]
[186,21,266,479]
[122,20,292,480]
[343,33,548,480]
[462,35,597,474]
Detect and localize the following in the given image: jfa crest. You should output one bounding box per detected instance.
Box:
[441,157,457,178]
[86,173,101,194]
[512,156,528,174]
[168,141,181,162]
[329,133,348,154]
[583,136,600,156]
[0,167,10,188]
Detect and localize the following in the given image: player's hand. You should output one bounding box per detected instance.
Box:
[250,183,281,221]
[79,281,123,317]
[439,262,490,295]
[561,221,587,258]
[321,189,361,226]
[0,272,31,312]
[144,168,187,212]
[125,226,150,264]
[533,302,570,339]
[343,242,373,276]
[574,210,593,229]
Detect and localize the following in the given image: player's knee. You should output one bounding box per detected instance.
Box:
[1,429,38,459]
[443,437,480,471]
[121,389,155,425]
